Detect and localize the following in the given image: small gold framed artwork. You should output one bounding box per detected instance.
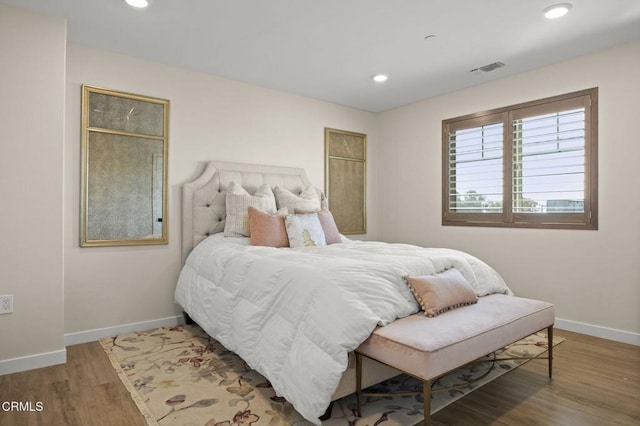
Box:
[325,128,367,234]
[81,85,169,247]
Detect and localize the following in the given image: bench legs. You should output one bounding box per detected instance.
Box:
[355,352,362,417]
[423,380,432,425]
[548,324,554,379]
[356,352,433,424]
[355,327,553,424]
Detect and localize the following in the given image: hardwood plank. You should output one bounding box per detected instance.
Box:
[428,330,640,425]
[0,330,638,425]
[0,343,146,426]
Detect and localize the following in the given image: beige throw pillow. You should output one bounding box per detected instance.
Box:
[404,269,479,317]
[224,181,277,237]
[274,186,321,212]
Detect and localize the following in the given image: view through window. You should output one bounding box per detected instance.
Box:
[442,88,597,229]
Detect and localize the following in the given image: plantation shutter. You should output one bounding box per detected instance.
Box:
[446,115,504,214]
[442,88,597,229]
[512,108,586,213]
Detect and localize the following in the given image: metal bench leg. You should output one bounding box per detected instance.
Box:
[356,352,363,417]
[423,380,432,425]
[548,325,554,379]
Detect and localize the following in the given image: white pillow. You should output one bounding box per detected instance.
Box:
[284,213,327,248]
[224,181,277,237]
[274,186,321,212]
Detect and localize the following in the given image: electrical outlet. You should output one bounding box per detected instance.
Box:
[0,295,13,314]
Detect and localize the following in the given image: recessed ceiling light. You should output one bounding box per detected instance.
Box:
[543,3,572,19]
[126,0,149,8]
[372,74,388,83]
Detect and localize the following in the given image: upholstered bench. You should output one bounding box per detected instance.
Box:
[355,294,555,425]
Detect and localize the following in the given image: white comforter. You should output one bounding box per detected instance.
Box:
[174,234,509,424]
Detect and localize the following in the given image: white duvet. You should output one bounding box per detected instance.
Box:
[174,234,509,424]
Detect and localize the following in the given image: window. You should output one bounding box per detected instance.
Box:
[442,88,597,229]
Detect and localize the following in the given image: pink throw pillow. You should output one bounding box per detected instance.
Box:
[404,269,479,317]
[248,206,289,248]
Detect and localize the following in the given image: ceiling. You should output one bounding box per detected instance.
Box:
[4,0,640,112]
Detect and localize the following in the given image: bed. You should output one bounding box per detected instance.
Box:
[175,160,555,425]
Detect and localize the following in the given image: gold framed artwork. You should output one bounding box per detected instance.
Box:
[325,128,367,234]
[81,85,169,247]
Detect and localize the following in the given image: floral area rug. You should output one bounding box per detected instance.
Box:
[99,324,563,425]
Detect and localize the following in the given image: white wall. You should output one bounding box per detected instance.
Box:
[64,44,379,335]
[376,40,640,339]
[2,5,637,376]
[0,4,66,371]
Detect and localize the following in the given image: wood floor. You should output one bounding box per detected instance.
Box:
[0,329,638,425]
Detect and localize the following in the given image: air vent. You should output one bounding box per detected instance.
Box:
[470,62,506,73]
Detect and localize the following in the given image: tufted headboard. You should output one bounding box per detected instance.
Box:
[182,161,322,264]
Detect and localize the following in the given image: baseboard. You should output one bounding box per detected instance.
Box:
[63,315,638,347]
[0,317,183,376]
[64,315,183,347]
[0,348,67,376]
[555,318,640,346]
[3,315,633,376]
